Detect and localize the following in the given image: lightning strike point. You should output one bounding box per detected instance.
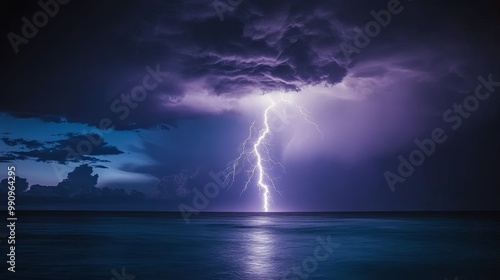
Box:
[228,94,322,212]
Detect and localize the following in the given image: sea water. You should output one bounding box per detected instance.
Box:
[0,212,499,279]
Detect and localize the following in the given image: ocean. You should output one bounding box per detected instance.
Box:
[1,212,499,279]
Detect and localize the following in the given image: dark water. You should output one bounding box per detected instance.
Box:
[1,212,499,280]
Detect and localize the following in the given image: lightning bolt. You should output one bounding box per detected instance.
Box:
[279,93,323,140]
[226,94,322,212]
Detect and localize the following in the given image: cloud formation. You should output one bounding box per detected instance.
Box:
[0,0,353,129]
[0,165,146,202]
[0,133,123,164]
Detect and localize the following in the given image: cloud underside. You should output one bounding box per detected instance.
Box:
[0,0,497,130]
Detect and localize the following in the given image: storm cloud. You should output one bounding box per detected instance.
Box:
[7,0,497,129]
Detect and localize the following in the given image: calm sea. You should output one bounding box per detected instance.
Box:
[0,212,499,279]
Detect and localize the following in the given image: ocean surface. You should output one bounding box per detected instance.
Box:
[1,212,499,280]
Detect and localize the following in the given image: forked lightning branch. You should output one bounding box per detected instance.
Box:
[226,94,323,212]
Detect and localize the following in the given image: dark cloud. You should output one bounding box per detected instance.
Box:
[0,165,146,203]
[0,0,354,129]
[0,176,29,192]
[137,0,350,94]
[2,0,498,130]
[1,137,44,149]
[55,164,99,197]
[49,133,123,157]
[0,134,123,164]
[0,153,26,163]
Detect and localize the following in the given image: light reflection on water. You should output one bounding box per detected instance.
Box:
[9,213,500,280]
[243,216,275,278]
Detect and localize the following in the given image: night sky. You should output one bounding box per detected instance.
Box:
[1,0,499,212]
